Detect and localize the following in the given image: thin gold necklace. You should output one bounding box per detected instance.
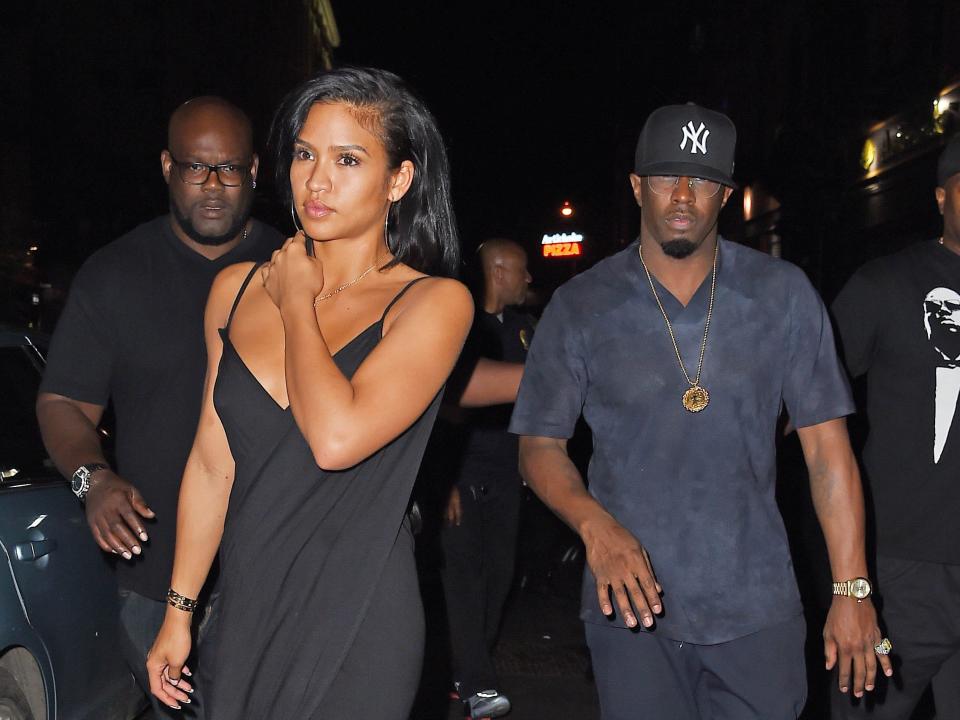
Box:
[638,241,718,413]
[313,257,381,305]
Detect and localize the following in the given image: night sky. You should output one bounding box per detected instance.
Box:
[3,1,957,296]
[331,1,954,283]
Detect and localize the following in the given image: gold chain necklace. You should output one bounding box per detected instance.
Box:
[313,258,380,305]
[638,241,718,413]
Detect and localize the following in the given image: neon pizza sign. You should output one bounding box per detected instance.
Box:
[542,232,583,258]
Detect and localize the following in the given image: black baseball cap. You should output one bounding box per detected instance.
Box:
[937,133,960,187]
[634,103,737,188]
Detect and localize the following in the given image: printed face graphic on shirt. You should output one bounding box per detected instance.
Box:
[924,287,960,363]
[924,286,960,464]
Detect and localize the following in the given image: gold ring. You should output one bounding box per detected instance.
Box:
[874,637,893,655]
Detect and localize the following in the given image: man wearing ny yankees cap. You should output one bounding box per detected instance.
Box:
[510,103,891,718]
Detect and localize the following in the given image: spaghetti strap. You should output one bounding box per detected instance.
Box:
[380,276,431,324]
[225,263,262,332]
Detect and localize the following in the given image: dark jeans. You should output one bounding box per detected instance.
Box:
[586,614,808,720]
[118,588,209,720]
[440,474,522,699]
[831,556,960,719]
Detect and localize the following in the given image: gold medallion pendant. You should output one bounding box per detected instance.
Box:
[682,385,710,413]
[639,241,719,416]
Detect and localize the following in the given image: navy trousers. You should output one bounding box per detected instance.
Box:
[586,614,807,719]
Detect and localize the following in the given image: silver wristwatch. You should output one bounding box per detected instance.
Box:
[71,463,109,501]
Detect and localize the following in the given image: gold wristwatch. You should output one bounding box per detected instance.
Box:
[833,577,872,602]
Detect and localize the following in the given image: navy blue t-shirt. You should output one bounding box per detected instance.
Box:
[509,238,854,644]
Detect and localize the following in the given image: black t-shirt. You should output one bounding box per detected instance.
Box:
[832,239,960,565]
[447,307,534,483]
[40,216,283,600]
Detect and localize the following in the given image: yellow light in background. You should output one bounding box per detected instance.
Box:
[934,95,952,134]
[743,186,753,221]
[935,96,952,119]
[560,200,574,218]
[861,138,877,171]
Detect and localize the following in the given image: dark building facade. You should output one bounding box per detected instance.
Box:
[0,0,339,326]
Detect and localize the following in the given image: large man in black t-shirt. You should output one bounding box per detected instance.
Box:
[441,238,532,720]
[36,97,282,719]
[832,135,960,719]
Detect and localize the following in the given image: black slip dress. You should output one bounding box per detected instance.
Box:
[200,265,437,719]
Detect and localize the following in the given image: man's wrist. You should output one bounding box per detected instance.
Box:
[71,462,111,500]
[577,508,617,543]
[832,576,873,601]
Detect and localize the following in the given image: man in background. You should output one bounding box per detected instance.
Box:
[831,133,960,719]
[442,238,533,720]
[37,96,282,718]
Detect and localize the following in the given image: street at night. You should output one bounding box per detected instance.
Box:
[3,2,960,719]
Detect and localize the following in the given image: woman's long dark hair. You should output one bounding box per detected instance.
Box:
[270,66,460,278]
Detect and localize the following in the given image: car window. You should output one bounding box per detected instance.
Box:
[0,346,57,482]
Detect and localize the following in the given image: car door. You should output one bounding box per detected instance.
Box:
[0,334,142,719]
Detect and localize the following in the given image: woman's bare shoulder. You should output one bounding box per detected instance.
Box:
[405,275,472,309]
[384,275,473,331]
[206,262,262,323]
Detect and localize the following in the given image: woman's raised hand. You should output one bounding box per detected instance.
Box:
[260,233,325,309]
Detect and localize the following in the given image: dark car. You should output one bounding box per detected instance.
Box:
[0,328,145,719]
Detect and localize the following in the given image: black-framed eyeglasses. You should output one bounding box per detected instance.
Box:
[169,155,252,187]
[647,175,722,199]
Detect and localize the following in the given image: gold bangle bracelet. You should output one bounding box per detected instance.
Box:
[166,588,198,613]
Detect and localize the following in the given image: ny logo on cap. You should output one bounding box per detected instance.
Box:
[679,121,710,155]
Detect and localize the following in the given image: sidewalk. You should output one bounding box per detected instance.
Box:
[444,587,600,720]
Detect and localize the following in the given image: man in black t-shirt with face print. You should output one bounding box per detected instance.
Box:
[36,97,282,719]
[832,134,960,719]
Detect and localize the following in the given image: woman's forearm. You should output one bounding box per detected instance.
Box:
[277,279,473,470]
[168,451,234,601]
[281,299,359,466]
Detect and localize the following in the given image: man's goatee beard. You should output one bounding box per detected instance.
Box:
[661,239,698,259]
[172,206,246,246]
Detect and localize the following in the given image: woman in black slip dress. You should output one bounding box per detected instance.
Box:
[146,67,473,720]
